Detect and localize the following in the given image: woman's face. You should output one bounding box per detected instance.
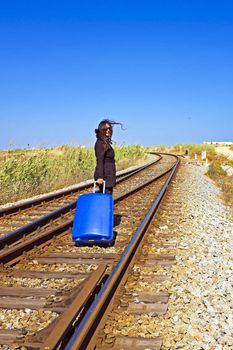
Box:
[105,123,112,138]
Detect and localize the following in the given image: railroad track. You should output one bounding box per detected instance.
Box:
[0,153,166,253]
[0,153,179,349]
[0,154,161,242]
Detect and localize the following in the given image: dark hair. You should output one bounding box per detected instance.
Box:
[95,119,123,149]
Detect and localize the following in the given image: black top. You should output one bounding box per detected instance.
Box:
[94,138,116,188]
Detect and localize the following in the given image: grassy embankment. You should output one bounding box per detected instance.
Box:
[149,143,233,211]
[0,145,146,205]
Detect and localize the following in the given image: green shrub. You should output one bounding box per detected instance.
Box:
[0,153,49,198]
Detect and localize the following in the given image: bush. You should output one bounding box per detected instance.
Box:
[0,153,49,200]
[206,161,226,177]
[205,159,233,211]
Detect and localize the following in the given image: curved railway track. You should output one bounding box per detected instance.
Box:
[0,154,161,241]
[0,153,179,349]
[0,153,167,254]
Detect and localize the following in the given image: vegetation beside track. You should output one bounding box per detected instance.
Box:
[0,145,146,204]
[149,143,233,211]
[148,143,216,158]
[205,154,233,209]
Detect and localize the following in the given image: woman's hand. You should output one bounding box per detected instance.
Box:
[97,178,104,185]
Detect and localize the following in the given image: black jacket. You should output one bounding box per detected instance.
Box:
[94,138,116,188]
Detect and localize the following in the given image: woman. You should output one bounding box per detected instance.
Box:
[94,119,120,195]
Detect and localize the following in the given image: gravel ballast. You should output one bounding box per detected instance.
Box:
[157,161,233,349]
[0,160,232,349]
[161,162,233,349]
[105,161,233,350]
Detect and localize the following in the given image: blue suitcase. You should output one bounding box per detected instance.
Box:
[72,182,114,245]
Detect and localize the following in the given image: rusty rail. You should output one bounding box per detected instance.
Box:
[53,156,180,350]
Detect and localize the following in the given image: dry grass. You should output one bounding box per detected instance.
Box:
[0,145,146,205]
[205,159,233,210]
[217,176,233,208]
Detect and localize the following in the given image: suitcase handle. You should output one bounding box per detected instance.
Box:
[93,180,106,194]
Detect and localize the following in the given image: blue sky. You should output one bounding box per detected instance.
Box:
[0,1,232,149]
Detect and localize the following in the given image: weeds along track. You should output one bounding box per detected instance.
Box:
[0,154,164,250]
[0,154,161,218]
[0,153,179,349]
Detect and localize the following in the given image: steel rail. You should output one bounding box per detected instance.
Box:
[0,156,161,250]
[62,156,180,350]
[0,155,161,217]
[0,202,75,250]
[40,265,107,350]
[35,156,180,350]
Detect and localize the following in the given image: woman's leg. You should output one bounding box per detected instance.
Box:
[98,185,113,195]
[98,184,104,193]
[105,187,113,195]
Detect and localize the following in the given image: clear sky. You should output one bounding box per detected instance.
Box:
[0,0,232,149]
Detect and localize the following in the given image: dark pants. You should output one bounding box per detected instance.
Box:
[98,184,113,195]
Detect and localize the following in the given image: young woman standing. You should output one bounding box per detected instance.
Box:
[94,119,120,195]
